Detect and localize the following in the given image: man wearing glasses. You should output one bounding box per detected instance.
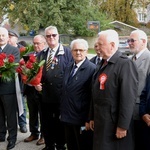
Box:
[24,35,47,146]
[35,26,73,150]
[128,29,150,150]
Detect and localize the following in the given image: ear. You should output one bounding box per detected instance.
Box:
[142,39,146,44]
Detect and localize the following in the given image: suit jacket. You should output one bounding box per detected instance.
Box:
[140,74,150,117]
[37,44,73,103]
[90,55,97,64]
[91,51,138,150]
[60,58,96,125]
[0,44,20,95]
[131,49,150,120]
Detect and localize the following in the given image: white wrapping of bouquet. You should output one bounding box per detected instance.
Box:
[15,73,24,116]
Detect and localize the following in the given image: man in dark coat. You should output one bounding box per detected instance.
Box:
[139,74,150,150]
[60,39,96,150]
[0,27,20,150]
[35,26,73,150]
[90,29,138,150]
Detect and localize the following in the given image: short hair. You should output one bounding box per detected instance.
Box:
[131,29,147,44]
[98,29,119,48]
[44,26,59,35]
[33,34,46,43]
[0,27,8,37]
[70,39,89,50]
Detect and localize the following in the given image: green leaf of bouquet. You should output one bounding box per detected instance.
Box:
[38,60,45,67]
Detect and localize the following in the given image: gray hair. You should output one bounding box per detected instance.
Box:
[70,39,89,50]
[98,29,119,48]
[33,34,46,43]
[0,27,8,37]
[45,26,59,35]
[131,29,147,44]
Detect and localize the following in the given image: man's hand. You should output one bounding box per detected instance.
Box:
[142,114,150,126]
[116,127,127,139]
[89,120,94,131]
[34,83,42,91]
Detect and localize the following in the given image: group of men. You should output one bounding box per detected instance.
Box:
[0,25,150,150]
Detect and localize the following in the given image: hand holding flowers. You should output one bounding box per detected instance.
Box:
[0,53,19,82]
[16,54,45,86]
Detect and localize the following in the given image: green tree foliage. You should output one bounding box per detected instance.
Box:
[0,0,113,36]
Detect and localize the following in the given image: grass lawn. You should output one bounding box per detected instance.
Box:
[88,49,96,54]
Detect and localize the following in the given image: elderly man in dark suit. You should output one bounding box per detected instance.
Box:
[90,29,138,150]
[35,26,73,150]
[24,35,47,145]
[0,27,20,150]
[60,39,96,150]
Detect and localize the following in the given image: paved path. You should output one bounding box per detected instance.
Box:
[0,123,45,150]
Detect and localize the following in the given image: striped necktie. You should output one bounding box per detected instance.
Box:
[46,50,53,71]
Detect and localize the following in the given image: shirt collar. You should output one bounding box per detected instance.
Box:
[135,48,147,59]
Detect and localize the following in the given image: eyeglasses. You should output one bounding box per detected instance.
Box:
[33,42,43,45]
[72,49,86,52]
[46,34,57,38]
[127,39,137,43]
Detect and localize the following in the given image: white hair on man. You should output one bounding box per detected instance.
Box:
[98,29,119,49]
[131,29,147,44]
[70,39,89,51]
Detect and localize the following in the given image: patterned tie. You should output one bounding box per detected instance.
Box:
[46,50,53,71]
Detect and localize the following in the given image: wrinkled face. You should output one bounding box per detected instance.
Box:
[8,35,18,46]
[97,35,113,59]
[71,42,87,64]
[45,29,59,49]
[128,33,144,54]
[33,37,46,53]
[0,29,9,46]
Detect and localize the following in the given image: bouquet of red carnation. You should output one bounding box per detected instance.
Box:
[19,45,34,58]
[16,54,45,86]
[0,53,19,82]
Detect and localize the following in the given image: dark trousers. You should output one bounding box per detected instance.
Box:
[26,90,43,137]
[64,123,93,150]
[0,94,17,142]
[41,102,66,150]
[134,120,150,150]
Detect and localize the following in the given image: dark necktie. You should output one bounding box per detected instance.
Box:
[101,59,107,68]
[46,50,53,71]
[132,55,137,61]
[97,57,100,65]
[68,65,77,82]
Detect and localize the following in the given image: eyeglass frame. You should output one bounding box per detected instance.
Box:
[46,34,58,38]
[72,49,86,53]
[127,38,137,43]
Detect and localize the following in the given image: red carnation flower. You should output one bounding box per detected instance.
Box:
[16,67,22,73]
[19,59,25,65]
[8,55,15,63]
[0,60,4,67]
[26,62,33,69]
[19,47,26,53]
[0,53,6,60]
[29,54,36,63]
